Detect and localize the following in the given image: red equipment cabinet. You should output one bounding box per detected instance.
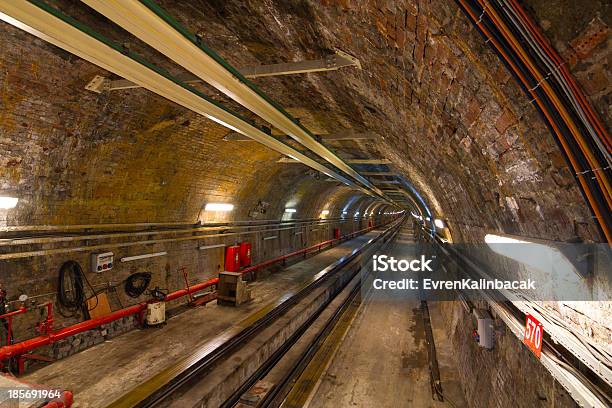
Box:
[333,228,341,240]
[224,245,241,272]
[238,242,252,267]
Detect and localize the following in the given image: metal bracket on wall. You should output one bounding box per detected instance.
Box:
[84,50,361,94]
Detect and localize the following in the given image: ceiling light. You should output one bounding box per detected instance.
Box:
[204,203,234,212]
[321,209,330,215]
[0,196,18,209]
[484,234,528,244]
[285,208,297,213]
[434,219,445,229]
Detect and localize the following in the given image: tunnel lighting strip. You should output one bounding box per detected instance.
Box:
[81,0,384,197]
[0,196,19,209]
[198,244,225,251]
[0,1,397,207]
[120,251,167,262]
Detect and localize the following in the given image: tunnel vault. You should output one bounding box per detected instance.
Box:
[0,2,610,408]
[0,0,608,242]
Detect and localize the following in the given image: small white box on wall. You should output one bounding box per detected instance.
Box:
[91,252,114,273]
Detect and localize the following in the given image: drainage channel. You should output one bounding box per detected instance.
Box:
[105,218,404,408]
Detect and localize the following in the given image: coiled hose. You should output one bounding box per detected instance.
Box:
[57,260,97,318]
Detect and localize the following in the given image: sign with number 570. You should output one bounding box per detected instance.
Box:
[523,313,543,358]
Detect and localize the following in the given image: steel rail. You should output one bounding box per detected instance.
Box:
[0,1,395,207]
[105,218,402,408]
[418,227,611,408]
[223,279,364,408]
[80,0,387,198]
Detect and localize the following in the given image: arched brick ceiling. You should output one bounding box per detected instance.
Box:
[0,0,607,243]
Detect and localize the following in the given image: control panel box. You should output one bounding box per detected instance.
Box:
[91,252,114,273]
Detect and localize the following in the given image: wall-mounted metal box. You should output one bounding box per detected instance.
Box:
[91,252,114,273]
[474,308,494,349]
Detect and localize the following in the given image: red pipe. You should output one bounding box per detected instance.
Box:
[0,307,27,320]
[0,220,389,364]
[239,224,378,275]
[41,390,73,408]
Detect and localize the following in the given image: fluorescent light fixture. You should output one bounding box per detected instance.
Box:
[321,210,330,215]
[355,212,360,216]
[434,219,445,229]
[0,196,18,209]
[199,243,225,251]
[484,234,528,244]
[285,208,297,213]
[425,217,431,222]
[204,203,234,212]
[121,251,167,262]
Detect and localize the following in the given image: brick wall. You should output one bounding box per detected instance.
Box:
[440,301,579,408]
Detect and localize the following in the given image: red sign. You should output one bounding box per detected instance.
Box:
[523,313,543,358]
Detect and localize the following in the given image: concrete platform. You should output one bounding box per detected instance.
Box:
[23,232,379,408]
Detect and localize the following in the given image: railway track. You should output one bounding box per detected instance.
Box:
[106,218,404,408]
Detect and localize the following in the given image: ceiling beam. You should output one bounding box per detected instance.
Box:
[224,131,378,142]
[361,172,398,176]
[278,157,392,164]
[81,0,384,197]
[85,51,360,92]
[369,180,400,184]
[0,1,385,202]
[346,159,393,165]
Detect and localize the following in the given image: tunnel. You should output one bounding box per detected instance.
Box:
[0,0,610,407]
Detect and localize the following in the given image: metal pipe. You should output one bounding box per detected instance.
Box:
[0,218,351,247]
[0,219,368,261]
[41,391,73,408]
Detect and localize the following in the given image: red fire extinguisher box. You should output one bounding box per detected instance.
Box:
[239,242,252,267]
[225,245,241,272]
[333,228,341,240]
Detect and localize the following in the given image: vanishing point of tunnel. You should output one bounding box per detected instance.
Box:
[0,1,610,407]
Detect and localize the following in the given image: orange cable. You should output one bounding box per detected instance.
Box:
[456,0,611,242]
